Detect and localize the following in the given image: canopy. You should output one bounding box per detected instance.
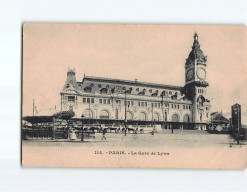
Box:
[23,110,75,124]
[22,116,54,124]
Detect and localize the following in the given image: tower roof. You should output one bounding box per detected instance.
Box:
[186,32,207,64]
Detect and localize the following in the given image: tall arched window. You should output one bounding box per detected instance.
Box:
[153,113,160,122]
[84,110,93,119]
[183,114,190,122]
[100,110,109,119]
[139,112,147,121]
[171,114,179,122]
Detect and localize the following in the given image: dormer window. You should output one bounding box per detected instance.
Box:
[100,88,108,94]
[84,86,92,93]
[171,95,177,100]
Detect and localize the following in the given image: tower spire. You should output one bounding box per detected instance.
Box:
[192,32,200,49]
[194,31,198,41]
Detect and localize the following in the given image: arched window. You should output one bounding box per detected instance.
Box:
[197,95,205,107]
[171,114,179,122]
[153,113,160,122]
[84,109,93,119]
[84,86,92,93]
[100,110,109,119]
[183,114,190,122]
[139,112,147,121]
[100,88,108,94]
[126,111,133,120]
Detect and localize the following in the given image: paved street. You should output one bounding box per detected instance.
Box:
[22,130,239,148]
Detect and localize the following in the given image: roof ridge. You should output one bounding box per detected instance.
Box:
[84,75,182,89]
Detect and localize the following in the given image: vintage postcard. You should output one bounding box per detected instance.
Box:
[22,24,247,168]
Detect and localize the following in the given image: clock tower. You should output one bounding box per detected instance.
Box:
[183,32,211,130]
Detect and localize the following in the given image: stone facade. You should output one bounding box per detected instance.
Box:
[60,33,211,130]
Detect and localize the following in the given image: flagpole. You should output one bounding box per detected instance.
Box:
[33,99,34,116]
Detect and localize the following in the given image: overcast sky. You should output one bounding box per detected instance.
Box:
[23,24,247,123]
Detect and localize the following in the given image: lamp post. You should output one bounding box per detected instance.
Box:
[88,98,91,125]
[151,102,154,127]
[160,92,164,128]
[81,114,85,141]
[124,88,127,136]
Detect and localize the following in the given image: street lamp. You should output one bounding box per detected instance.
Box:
[123,87,127,136]
[81,114,85,141]
[121,86,132,136]
[160,92,164,127]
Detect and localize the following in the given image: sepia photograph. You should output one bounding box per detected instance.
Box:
[22,24,247,168]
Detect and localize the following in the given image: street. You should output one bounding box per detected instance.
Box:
[22,130,238,148]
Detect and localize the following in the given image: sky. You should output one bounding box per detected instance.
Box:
[23,24,247,124]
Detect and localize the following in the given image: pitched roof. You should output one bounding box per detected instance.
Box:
[211,112,230,124]
[82,76,183,90]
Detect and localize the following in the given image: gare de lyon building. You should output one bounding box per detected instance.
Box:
[60,33,211,131]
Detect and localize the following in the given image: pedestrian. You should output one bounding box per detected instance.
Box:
[151,126,155,136]
[70,128,77,140]
[81,125,84,141]
[102,128,107,140]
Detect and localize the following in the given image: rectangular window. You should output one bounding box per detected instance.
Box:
[131,101,134,106]
[103,99,106,104]
[183,105,185,109]
[87,98,90,103]
[171,104,173,109]
[158,103,160,108]
[99,99,102,104]
[154,103,157,107]
[145,102,147,107]
[68,96,75,102]
[151,103,153,107]
[141,102,144,107]
[91,98,94,104]
[189,106,191,109]
[177,105,179,109]
[107,99,110,104]
[83,98,86,103]
[138,102,140,106]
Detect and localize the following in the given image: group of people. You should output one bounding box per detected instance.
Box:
[68,125,157,140]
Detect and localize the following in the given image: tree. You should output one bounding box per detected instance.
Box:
[52,110,75,139]
[52,110,75,120]
[229,127,247,146]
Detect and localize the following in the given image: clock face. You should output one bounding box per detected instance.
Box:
[186,69,194,81]
[197,68,206,80]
